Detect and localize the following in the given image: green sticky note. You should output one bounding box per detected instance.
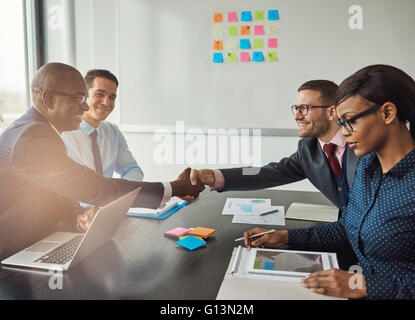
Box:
[226,52,237,62]
[253,39,264,49]
[255,10,265,21]
[228,26,238,36]
[266,51,278,62]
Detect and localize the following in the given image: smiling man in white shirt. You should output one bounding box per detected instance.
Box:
[62,69,144,183]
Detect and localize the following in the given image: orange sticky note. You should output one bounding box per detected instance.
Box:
[186,227,216,238]
[241,25,251,35]
[213,40,223,50]
[214,13,223,23]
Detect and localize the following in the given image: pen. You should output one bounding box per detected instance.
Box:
[259,208,279,216]
[234,229,276,242]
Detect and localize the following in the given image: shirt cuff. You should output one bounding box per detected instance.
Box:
[210,169,225,191]
[160,182,172,207]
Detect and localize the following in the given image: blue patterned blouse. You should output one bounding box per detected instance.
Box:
[288,148,415,299]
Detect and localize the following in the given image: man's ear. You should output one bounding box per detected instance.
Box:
[381,102,397,125]
[327,105,337,121]
[41,91,54,110]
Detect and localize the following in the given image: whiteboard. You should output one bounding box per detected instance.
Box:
[117,0,415,131]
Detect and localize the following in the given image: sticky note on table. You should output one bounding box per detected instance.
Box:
[226,52,237,62]
[240,39,250,49]
[213,40,223,50]
[214,13,223,23]
[253,51,264,62]
[267,24,278,34]
[254,25,265,35]
[255,11,265,21]
[241,25,251,35]
[268,10,279,21]
[226,39,238,50]
[228,12,238,22]
[241,11,252,21]
[268,38,278,48]
[176,236,206,251]
[179,235,204,241]
[253,39,264,49]
[266,51,278,62]
[164,227,190,238]
[213,53,223,63]
[228,26,238,36]
[186,227,216,238]
[240,52,250,62]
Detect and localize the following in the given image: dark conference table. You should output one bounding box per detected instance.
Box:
[0,189,333,300]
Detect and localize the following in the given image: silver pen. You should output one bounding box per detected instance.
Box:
[234,228,276,242]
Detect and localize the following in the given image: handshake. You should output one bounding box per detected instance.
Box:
[170,168,216,201]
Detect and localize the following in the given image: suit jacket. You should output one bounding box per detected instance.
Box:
[220,137,359,208]
[0,107,163,259]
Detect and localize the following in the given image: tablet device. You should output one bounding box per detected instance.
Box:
[246,248,331,277]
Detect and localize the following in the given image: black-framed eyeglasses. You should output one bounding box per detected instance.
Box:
[291,104,331,116]
[336,104,382,132]
[49,90,88,104]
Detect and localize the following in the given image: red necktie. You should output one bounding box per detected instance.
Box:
[323,143,341,179]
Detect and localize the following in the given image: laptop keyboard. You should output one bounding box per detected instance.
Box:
[35,235,83,265]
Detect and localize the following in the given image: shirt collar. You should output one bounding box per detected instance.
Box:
[79,119,101,136]
[318,129,346,150]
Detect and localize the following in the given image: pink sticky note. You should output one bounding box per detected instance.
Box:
[164,227,190,238]
[240,52,250,62]
[228,12,238,22]
[254,25,265,35]
[268,38,278,48]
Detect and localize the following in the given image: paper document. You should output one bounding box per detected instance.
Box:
[232,206,285,226]
[222,198,271,215]
[128,197,183,216]
[285,202,339,222]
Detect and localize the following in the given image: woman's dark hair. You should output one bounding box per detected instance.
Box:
[85,69,119,88]
[336,64,415,138]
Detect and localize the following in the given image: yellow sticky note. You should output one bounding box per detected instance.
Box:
[267,24,278,34]
[226,39,238,50]
[213,26,224,36]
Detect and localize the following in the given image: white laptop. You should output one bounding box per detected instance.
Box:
[1,187,141,272]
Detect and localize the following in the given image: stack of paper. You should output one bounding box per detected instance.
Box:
[285,202,339,222]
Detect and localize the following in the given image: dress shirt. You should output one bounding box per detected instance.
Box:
[62,119,144,182]
[288,148,415,299]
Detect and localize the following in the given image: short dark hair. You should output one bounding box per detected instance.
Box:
[336,64,415,138]
[85,69,119,88]
[298,80,338,106]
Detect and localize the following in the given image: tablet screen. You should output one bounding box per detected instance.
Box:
[253,250,324,273]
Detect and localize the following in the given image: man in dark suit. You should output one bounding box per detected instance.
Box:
[189,80,359,211]
[0,62,203,260]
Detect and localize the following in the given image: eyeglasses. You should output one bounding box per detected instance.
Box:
[291,104,331,116]
[49,91,88,104]
[336,104,382,132]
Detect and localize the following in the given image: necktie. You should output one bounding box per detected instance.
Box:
[323,143,341,179]
[90,130,103,175]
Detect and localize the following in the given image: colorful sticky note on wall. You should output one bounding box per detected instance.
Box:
[255,11,265,21]
[226,52,237,62]
[254,25,265,35]
[226,39,238,50]
[228,12,238,22]
[240,52,250,62]
[213,26,224,36]
[240,39,250,49]
[241,25,251,35]
[213,53,223,63]
[268,38,278,48]
[268,10,279,21]
[213,40,223,50]
[241,11,252,21]
[266,51,278,62]
[267,24,278,34]
[214,13,223,23]
[253,51,264,62]
[253,39,264,49]
[228,26,238,36]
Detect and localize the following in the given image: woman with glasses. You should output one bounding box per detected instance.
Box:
[244,64,415,299]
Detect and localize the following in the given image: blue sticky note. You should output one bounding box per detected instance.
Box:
[241,11,252,21]
[240,39,250,49]
[253,51,264,62]
[213,53,223,63]
[176,236,207,251]
[268,10,279,20]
